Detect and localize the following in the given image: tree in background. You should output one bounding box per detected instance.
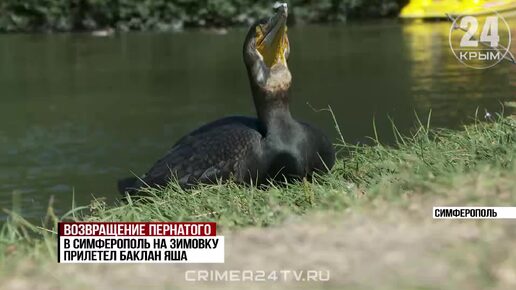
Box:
[0,0,408,32]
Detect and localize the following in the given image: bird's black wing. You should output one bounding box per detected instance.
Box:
[121,117,264,193]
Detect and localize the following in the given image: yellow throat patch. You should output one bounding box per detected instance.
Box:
[255,25,288,68]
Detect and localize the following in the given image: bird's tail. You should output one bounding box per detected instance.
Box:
[117,176,138,195]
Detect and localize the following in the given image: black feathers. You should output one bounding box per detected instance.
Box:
[118,115,335,195]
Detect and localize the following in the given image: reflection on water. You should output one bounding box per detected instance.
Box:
[0,20,515,220]
[403,20,516,126]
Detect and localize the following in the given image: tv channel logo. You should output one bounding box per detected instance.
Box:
[449,12,512,69]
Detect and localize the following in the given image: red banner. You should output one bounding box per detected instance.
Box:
[58,222,216,236]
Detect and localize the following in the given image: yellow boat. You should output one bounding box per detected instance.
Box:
[400,0,516,19]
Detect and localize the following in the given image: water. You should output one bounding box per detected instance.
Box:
[0,20,515,221]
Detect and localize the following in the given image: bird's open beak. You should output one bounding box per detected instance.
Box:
[256,3,289,68]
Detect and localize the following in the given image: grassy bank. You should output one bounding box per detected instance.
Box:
[0,114,515,289]
[0,0,407,33]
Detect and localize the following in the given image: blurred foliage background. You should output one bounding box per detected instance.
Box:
[0,0,409,32]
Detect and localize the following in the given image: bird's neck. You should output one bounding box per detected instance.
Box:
[253,89,295,136]
[247,63,294,136]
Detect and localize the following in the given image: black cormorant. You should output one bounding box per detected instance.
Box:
[118,3,335,194]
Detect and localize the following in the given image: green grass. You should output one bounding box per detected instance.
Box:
[0,114,515,266]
